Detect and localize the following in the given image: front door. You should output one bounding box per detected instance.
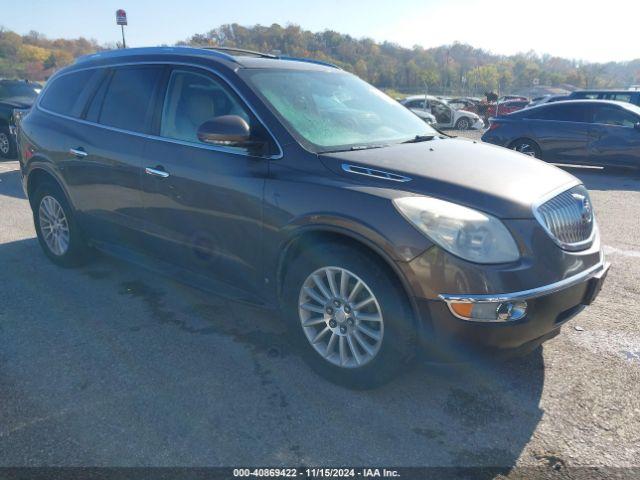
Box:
[430,100,453,127]
[140,67,273,297]
[588,103,640,168]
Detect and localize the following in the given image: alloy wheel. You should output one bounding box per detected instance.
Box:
[0,133,9,155]
[38,195,70,256]
[457,118,470,130]
[298,266,384,368]
[514,143,537,157]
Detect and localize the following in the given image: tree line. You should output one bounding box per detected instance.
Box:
[2,23,640,95]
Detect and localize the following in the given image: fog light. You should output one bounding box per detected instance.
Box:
[448,300,527,322]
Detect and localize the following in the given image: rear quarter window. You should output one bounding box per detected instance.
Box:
[39,69,99,117]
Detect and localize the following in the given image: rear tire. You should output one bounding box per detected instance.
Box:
[0,128,15,159]
[32,181,92,267]
[282,243,416,389]
[510,139,541,158]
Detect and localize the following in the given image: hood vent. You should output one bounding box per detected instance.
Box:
[341,164,411,182]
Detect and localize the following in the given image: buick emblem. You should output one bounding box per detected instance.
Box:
[572,193,592,223]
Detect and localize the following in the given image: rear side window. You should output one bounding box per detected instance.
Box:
[40,70,98,117]
[98,66,163,133]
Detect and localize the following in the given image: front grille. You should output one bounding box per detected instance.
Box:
[534,185,595,250]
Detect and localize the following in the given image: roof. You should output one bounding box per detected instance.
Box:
[74,46,341,72]
[572,89,639,94]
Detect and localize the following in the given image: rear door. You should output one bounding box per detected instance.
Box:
[588,103,640,168]
[63,65,165,246]
[525,103,591,163]
[138,66,275,297]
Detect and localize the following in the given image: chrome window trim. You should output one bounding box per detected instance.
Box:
[532,182,597,251]
[439,259,609,307]
[36,60,283,160]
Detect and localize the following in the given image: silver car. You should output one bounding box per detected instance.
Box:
[401,95,484,130]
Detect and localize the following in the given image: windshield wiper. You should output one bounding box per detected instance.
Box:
[321,144,389,154]
[401,134,437,144]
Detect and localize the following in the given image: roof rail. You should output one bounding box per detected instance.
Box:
[196,45,340,68]
[75,46,241,65]
[278,56,341,69]
[198,46,278,59]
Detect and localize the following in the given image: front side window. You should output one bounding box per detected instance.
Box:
[592,106,639,127]
[40,70,98,117]
[240,69,436,152]
[160,69,250,144]
[98,66,163,133]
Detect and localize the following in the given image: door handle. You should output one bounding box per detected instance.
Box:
[145,166,169,178]
[69,147,88,158]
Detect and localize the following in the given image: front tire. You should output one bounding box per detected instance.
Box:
[0,128,15,159]
[283,243,416,389]
[32,181,92,267]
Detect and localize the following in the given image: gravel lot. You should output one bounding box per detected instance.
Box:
[1,143,639,473]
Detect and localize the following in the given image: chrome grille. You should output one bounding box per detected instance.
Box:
[534,185,595,250]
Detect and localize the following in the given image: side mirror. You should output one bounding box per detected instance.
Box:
[634,122,640,131]
[197,115,253,147]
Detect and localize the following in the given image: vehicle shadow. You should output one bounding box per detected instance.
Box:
[0,166,26,200]
[559,166,640,192]
[0,236,545,473]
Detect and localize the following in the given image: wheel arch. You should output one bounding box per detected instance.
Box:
[276,227,420,327]
[508,136,540,150]
[25,164,72,211]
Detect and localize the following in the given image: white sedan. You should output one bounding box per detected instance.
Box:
[400,95,484,130]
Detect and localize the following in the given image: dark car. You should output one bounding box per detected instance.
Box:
[568,89,640,106]
[486,100,529,117]
[17,47,608,387]
[0,79,40,158]
[482,100,640,169]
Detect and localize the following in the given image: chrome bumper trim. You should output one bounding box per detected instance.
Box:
[439,259,610,305]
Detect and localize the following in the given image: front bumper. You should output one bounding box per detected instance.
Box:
[414,259,610,358]
[471,118,485,129]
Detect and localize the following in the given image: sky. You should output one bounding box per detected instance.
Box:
[2,0,639,63]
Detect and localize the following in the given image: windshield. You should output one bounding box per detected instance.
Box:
[1,82,39,100]
[240,69,437,152]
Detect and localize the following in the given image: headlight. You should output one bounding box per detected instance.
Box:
[393,196,520,264]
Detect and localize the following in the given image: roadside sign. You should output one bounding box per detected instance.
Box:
[116,9,127,26]
[533,78,540,86]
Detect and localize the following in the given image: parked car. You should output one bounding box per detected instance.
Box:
[397,98,437,125]
[498,95,528,103]
[18,47,608,387]
[447,97,481,115]
[401,95,484,130]
[487,99,529,117]
[482,100,640,169]
[529,94,570,107]
[568,89,640,106]
[0,79,40,158]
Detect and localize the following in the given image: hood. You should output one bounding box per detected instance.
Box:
[0,96,35,109]
[319,138,578,219]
